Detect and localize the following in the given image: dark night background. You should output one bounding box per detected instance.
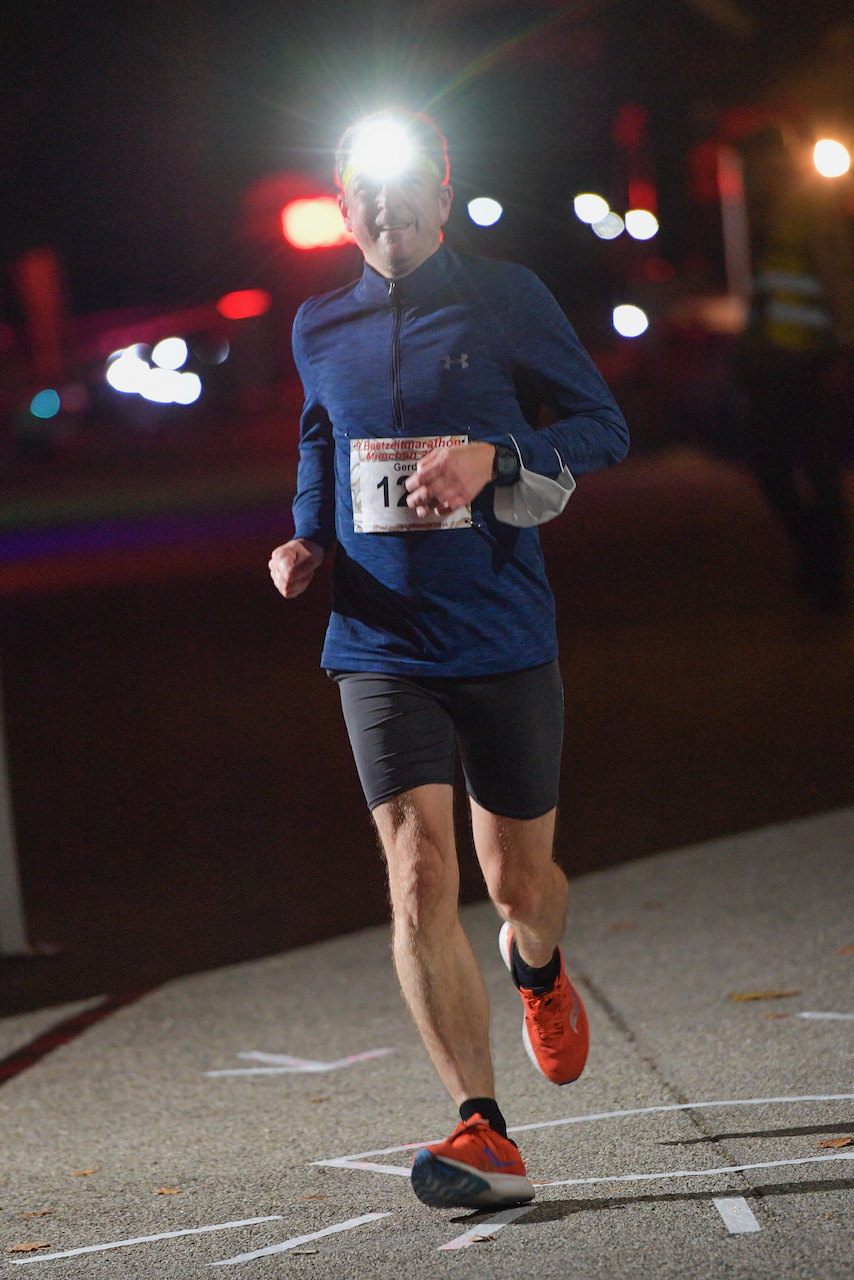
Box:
[0,0,851,1015]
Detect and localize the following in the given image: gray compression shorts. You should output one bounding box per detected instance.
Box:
[329,659,564,819]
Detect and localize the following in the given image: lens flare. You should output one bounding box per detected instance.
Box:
[592,212,625,240]
[574,194,609,224]
[813,139,851,178]
[613,304,649,337]
[216,290,272,320]
[467,197,503,226]
[350,120,414,182]
[625,209,659,240]
[282,197,352,249]
[30,389,60,418]
[152,337,188,370]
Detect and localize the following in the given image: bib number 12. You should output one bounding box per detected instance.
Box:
[376,475,409,508]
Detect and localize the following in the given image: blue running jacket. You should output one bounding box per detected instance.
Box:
[291,245,628,676]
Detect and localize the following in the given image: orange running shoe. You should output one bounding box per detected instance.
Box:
[499,922,589,1085]
[411,1115,535,1209]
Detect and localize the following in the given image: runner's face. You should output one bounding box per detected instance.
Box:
[340,167,452,278]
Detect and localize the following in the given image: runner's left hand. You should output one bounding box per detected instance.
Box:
[405,442,496,517]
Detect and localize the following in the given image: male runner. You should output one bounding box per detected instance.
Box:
[269,109,628,1210]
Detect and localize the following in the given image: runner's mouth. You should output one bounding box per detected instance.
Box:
[377,223,412,233]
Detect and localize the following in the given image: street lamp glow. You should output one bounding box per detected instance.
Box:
[152,337,188,370]
[613,304,649,337]
[574,193,609,224]
[813,139,851,178]
[592,212,625,240]
[467,197,503,226]
[625,209,659,240]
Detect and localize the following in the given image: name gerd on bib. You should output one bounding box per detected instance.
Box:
[350,436,472,533]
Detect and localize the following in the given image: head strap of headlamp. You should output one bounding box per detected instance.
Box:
[340,153,443,193]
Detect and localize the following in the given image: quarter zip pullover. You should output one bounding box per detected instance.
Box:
[291,246,628,676]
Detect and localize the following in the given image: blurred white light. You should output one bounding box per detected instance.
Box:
[467,197,503,227]
[592,212,625,240]
[574,193,609,224]
[174,372,202,405]
[350,120,414,182]
[625,209,659,240]
[152,337,188,370]
[140,368,183,403]
[613,304,649,338]
[813,139,851,178]
[106,353,151,394]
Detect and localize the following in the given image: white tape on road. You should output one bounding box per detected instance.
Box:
[210,1213,391,1266]
[312,1094,854,1178]
[439,1205,533,1251]
[536,1151,854,1189]
[8,1216,285,1265]
[205,1048,394,1077]
[713,1197,761,1233]
[797,1012,854,1021]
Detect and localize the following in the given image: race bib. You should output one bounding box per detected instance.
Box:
[350,435,472,533]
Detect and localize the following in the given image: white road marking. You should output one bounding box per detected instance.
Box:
[797,1012,854,1021]
[535,1151,854,1189]
[713,1197,761,1233]
[209,1213,391,1266]
[312,1093,854,1178]
[8,1216,285,1265]
[204,1048,394,1076]
[439,1205,532,1251]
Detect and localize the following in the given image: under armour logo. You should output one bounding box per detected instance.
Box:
[443,353,469,370]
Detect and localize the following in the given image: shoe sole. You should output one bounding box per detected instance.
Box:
[499,921,584,1087]
[411,1150,534,1209]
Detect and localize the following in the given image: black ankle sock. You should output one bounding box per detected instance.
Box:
[511,941,560,994]
[459,1096,508,1140]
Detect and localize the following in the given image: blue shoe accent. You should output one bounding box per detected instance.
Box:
[410,1149,491,1208]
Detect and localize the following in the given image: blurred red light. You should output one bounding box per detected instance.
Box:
[216,289,272,320]
[281,197,354,250]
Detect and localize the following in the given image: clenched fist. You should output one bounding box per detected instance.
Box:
[268,538,324,599]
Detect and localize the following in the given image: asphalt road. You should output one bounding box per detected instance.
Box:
[1,809,852,1278]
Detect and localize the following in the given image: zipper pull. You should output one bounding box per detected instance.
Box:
[387,280,398,303]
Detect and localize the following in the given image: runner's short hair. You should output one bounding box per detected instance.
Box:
[335,108,450,191]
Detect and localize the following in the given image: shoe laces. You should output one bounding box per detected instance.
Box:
[526,985,567,1045]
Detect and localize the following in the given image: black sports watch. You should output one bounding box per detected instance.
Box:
[492,443,521,486]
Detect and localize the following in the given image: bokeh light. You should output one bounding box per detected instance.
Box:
[574,194,609,224]
[613,304,649,337]
[140,368,183,404]
[216,290,272,320]
[30,389,61,418]
[592,213,625,240]
[106,351,151,394]
[282,197,352,249]
[152,337,188,370]
[174,372,202,405]
[625,209,659,240]
[813,139,851,178]
[467,197,503,226]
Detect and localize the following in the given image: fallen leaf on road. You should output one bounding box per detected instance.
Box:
[70,1169,95,1176]
[766,1012,789,1019]
[308,1097,329,1104]
[302,1195,328,1200]
[473,1234,498,1242]
[730,991,800,1002]
[154,1187,180,1195]
[9,1243,50,1253]
[838,945,854,955]
[609,921,635,932]
[20,1211,55,1218]
[819,1137,853,1149]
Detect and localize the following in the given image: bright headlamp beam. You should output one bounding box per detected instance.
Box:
[348,121,415,184]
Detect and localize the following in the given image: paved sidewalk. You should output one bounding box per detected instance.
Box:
[1,809,852,1277]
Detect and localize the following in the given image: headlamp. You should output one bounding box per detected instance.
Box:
[341,119,442,191]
